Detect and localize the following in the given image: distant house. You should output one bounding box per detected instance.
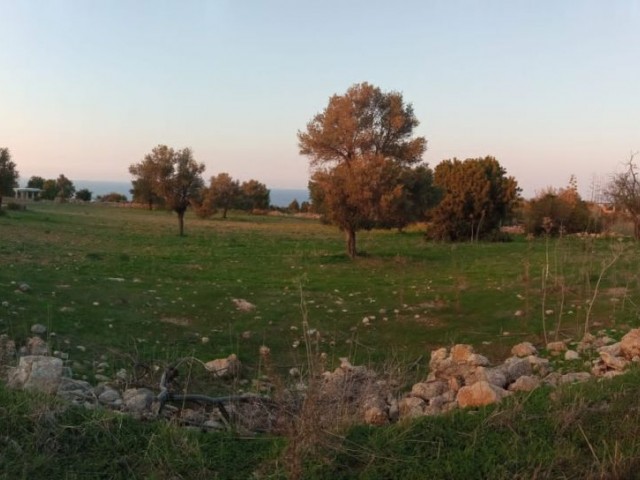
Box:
[14,187,41,201]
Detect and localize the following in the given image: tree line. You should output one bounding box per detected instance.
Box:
[1,82,639,255]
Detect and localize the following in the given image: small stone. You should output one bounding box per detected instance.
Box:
[564,350,580,361]
[76,345,86,352]
[509,375,540,392]
[201,336,210,344]
[98,388,121,405]
[546,341,567,353]
[457,381,510,408]
[559,372,591,384]
[30,324,47,335]
[511,342,537,357]
[18,283,31,293]
[94,374,110,383]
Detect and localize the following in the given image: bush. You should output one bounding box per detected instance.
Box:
[6,202,24,211]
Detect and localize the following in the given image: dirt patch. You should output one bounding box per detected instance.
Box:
[606,287,628,298]
[160,317,191,326]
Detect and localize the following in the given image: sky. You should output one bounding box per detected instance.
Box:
[1,1,639,199]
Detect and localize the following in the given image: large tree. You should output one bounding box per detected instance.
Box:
[606,152,640,239]
[428,156,520,241]
[0,148,19,207]
[298,82,428,258]
[130,145,205,236]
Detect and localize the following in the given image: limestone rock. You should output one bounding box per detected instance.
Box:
[511,342,537,357]
[503,357,533,383]
[204,354,241,378]
[410,381,446,401]
[527,355,551,376]
[98,388,122,405]
[564,350,580,361]
[472,367,507,388]
[559,372,591,384]
[30,324,47,335]
[620,329,640,360]
[123,388,154,413]
[7,355,63,394]
[451,344,474,363]
[509,375,540,392]
[398,396,426,418]
[598,342,621,357]
[456,380,510,408]
[599,351,629,371]
[364,406,388,425]
[546,341,567,354]
[25,336,49,356]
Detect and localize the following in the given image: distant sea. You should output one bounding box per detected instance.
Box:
[68,180,309,208]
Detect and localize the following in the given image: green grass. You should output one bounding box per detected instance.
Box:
[2,203,640,477]
[2,204,638,377]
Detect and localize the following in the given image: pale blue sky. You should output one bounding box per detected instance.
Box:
[1,1,639,198]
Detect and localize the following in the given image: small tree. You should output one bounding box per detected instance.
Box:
[55,174,76,202]
[0,148,19,207]
[288,199,301,213]
[131,145,205,236]
[130,159,163,210]
[97,192,128,202]
[27,176,45,189]
[427,156,520,242]
[298,82,428,258]
[41,179,58,200]
[524,177,596,236]
[606,152,640,239]
[202,173,240,219]
[75,188,93,202]
[237,179,270,211]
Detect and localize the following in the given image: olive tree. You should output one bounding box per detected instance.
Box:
[298,82,431,258]
[130,145,205,236]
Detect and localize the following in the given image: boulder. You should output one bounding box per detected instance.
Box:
[456,381,510,408]
[620,329,640,360]
[7,355,63,394]
[511,342,537,357]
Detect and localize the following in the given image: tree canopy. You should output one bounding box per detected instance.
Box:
[201,173,240,219]
[130,145,205,236]
[38,174,76,201]
[428,156,520,241]
[524,176,597,236]
[298,82,432,258]
[0,148,19,207]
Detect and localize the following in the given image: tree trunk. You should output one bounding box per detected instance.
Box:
[178,210,185,236]
[222,206,228,219]
[345,228,357,259]
[148,199,153,211]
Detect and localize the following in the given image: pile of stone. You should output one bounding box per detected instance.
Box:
[4,325,640,432]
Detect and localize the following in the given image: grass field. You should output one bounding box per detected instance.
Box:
[1,203,639,381]
[2,203,640,478]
